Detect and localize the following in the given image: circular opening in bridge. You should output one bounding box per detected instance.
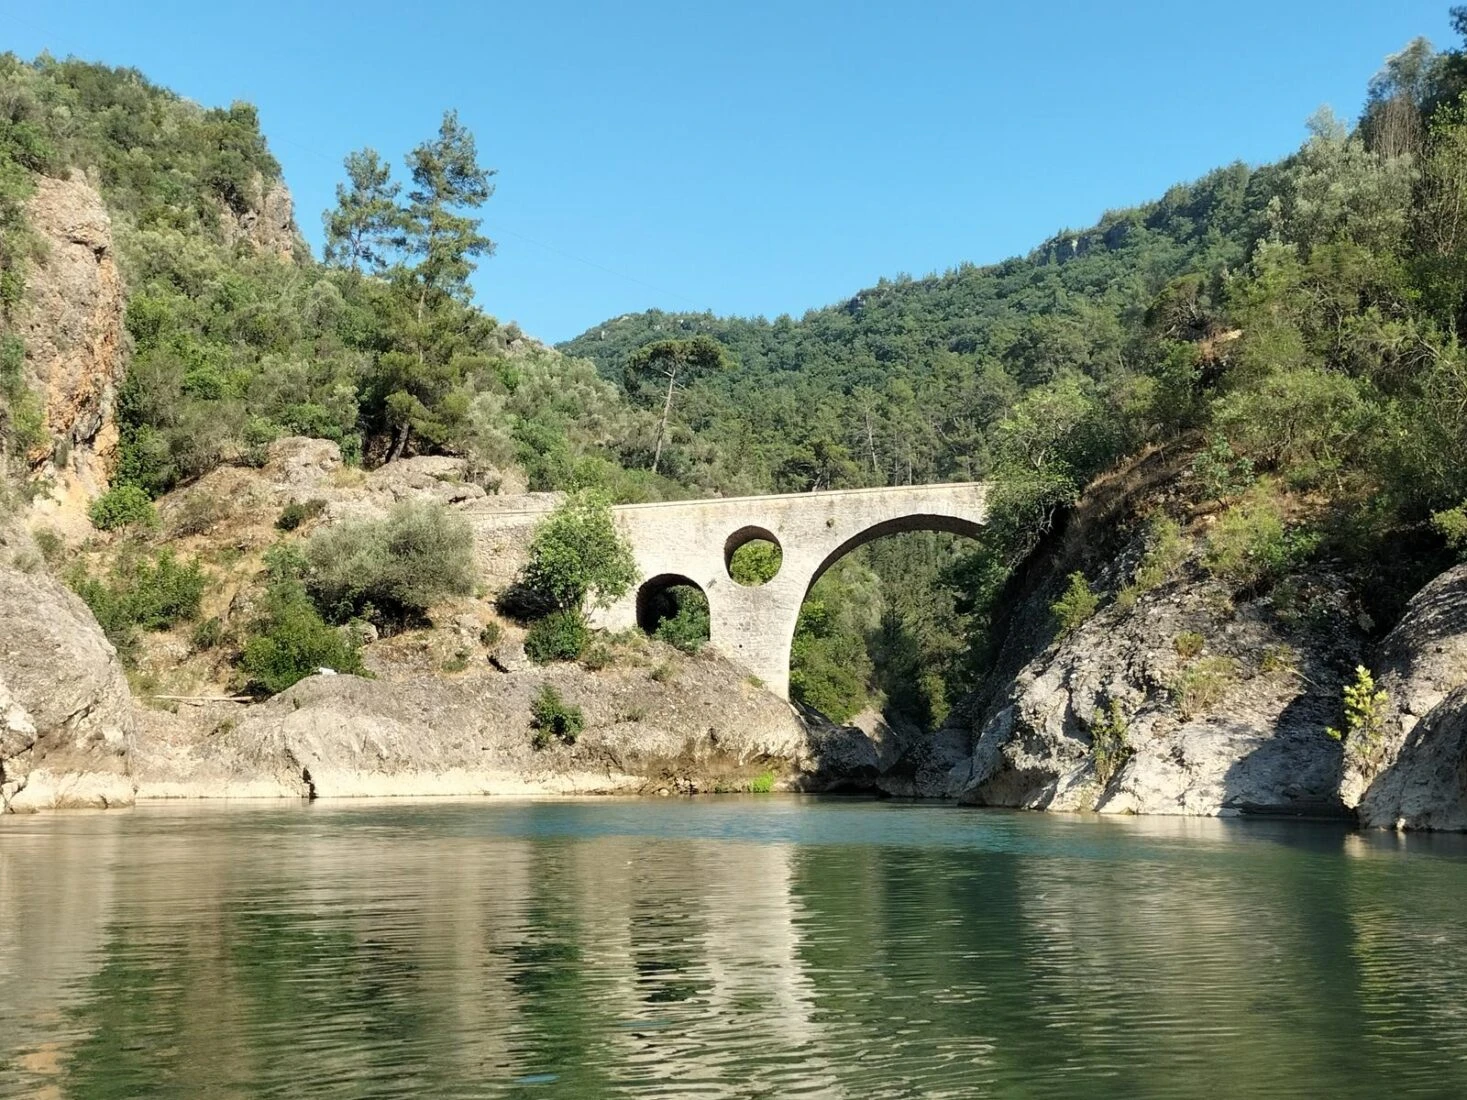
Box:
[636,574,711,651]
[724,526,782,587]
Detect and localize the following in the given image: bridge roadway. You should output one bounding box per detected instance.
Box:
[466,482,990,700]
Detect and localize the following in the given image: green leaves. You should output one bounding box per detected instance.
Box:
[522,491,638,612]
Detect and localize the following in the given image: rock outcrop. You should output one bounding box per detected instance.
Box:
[1342,563,1467,807]
[219,177,301,262]
[0,526,135,812]
[956,538,1361,818]
[18,172,127,529]
[1353,564,1467,829]
[133,656,810,800]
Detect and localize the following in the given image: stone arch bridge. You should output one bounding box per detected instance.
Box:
[468,483,990,700]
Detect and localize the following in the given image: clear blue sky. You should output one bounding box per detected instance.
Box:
[3,1,1456,342]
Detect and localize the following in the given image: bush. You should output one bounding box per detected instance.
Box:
[304,501,475,625]
[276,498,326,531]
[240,575,365,695]
[89,485,156,531]
[1202,493,1319,592]
[650,584,710,653]
[1173,631,1205,659]
[530,684,584,748]
[69,549,206,663]
[1089,699,1133,786]
[479,621,503,647]
[1171,655,1238,719]
[1327,665,1391,774]
[1051,572,1099,634]
[524,609,589,664]
[1132,517,1187,592]
[192,616,225,651]
[1432,503,1467,558]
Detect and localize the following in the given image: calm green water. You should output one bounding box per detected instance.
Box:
[3,799,1467,1098]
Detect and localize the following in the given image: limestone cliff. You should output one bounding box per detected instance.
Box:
[0,524,135,811]
[17,172,127,526]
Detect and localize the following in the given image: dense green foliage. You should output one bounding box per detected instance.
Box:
[529,684,584,748]
[240,555,366,694]
[649,585,710,653]
[302,501,474,626]
[69,548,205,663]
[521,492,638,612]
[728,540,781,585]
[523,609,590,665]
[88,485,157,531]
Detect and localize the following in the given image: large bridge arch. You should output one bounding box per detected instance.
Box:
[465,483,990,701]
[605,484,989,700]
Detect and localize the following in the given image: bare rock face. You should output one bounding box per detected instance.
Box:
[0,527,135,811]
[18,172,127,527]
[219,177,301,262]
[1342,564,1467,808]
[134,657,810,799]
[1351,565,1467,829]
[957,563,1360,818]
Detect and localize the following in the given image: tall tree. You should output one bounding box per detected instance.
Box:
[623,335,728,473]
[403,109,496,306]
[322,149,401,273]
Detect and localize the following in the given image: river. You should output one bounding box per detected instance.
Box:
[3,798,1467,1098]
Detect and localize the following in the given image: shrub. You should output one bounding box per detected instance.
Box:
[1089,699,1133,786]
[530,684,584,748]
[479,621,503,647]
[276,498,326,531]
[580,642,613,671]
[1171,655,1238,719]
[89,485,156,531]
[649,661,676,684]
[240,575,365,695]
[1327,665,1391,773]
[1051,572,1099,635]
[524,609,589,664]
[171,492,223,537]
[69,549,206,663]
[1191,436,1255,503]
[1432,502,1467,558]
[192,616,225,651]
[1173,631,1205,659]
[748,769,776,794]
[521,491,638,611]
[304,501,475,625]
[652,585,710,653]
[1202,493,1318,591]
[1132,517,1187,592]
[32,527,63,564]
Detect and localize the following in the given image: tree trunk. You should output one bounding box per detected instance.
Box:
[387,420,411,463]
[651,366,678,473]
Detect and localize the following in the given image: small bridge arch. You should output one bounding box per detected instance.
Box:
[600,483,990,699]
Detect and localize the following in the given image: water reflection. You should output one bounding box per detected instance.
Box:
[2,800,1467,1098]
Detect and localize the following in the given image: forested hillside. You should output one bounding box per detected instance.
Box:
[564,21,1467,722]
[6,15,1467,730]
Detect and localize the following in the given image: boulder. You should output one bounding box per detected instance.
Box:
[0,528,135,811]
[1357,688,1467,830]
